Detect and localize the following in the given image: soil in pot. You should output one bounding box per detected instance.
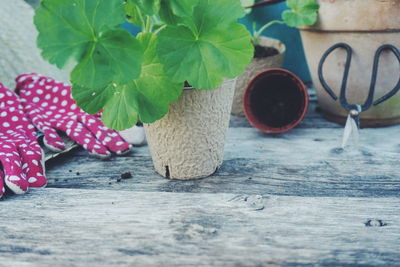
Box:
[251,75,304,128]
[253,45,279,59]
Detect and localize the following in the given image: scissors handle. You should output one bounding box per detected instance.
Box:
[318,43,353,107]
[370,44,400,107]
[318,43,400,112]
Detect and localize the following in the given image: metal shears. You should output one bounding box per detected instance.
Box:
[318,43,400,147]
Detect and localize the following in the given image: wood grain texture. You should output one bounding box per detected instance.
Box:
[0,189,399,266]
[1,103,400,266]
[45,122,400,198]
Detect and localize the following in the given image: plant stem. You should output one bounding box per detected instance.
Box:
[144,16,152,33]
[252,20,285,44]
[153,25,167,35]
[136,9,146,30]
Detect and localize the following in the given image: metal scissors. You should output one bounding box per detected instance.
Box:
[318,43,400,128]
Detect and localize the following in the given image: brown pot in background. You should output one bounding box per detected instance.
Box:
[300,0,400,127]
[243,69,309,134]
[231,37,285,116]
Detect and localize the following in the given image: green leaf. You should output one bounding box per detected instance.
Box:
[164,0,198,17]
[133,0,160,15]
[35,0,144,112]
[191,0,245,28]
[286,0,319,10]
[101,84,139,131]
[125,0,144,26]
[71,29,143,89]
[101,32,183,130]
[157,0,253,90]
[35,0,127,68]
[71,83,115,114]
[158,0,199,25]
[282,0,319,27]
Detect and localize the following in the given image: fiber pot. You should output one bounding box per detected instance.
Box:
[231,37,285,116]
[144,79,236,180]
[243,69,309,133]
[300,0,400,127]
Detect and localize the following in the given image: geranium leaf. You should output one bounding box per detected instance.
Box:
[157,0,253,90]
[36,0,143,97]
[71,29,143,89]
[133,0,160,15]
[286,0,319,10]
[282,0,319,27]
[101,32,183,130]
[71,83,115,114]
[101,84,139,131]
[191,0,246,27]
[35,0,127,68]
[158,0,198,25]
[167,0,198,17]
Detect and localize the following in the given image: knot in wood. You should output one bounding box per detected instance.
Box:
[365,219,387,227]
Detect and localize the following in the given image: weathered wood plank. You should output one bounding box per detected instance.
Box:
[0,189,399,266]
[45,125,400,197]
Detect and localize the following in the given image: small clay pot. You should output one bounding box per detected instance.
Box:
[243,69,309,133]
[231,37,285,116]
[144,79,236,180]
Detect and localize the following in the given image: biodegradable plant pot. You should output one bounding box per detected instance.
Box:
[231,37,285,116]
[300,0,400,127]
[144,79,236,180]
[243,69,308,133]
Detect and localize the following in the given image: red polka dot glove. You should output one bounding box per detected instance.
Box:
[15,74,132,159]
[0,83,46,198]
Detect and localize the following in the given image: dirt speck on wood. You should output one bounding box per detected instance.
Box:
[121,172,133,179]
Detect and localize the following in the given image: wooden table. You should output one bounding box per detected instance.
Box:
[1,102,399,266]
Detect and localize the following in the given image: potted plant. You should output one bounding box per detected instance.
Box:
[299,0,400,127]
[232,0,318,116]
[34,0,254,180]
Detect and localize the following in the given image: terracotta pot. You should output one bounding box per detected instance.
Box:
[300,0,400,127]
[144,79,236,180]
[243,69,309,133]
[231,37,285,116]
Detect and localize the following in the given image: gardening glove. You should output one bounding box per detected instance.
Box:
[15,73,132,159]
[0,83,46,198]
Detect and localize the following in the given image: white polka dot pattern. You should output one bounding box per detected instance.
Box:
[0,83,46,198]
[15,73,132,157]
